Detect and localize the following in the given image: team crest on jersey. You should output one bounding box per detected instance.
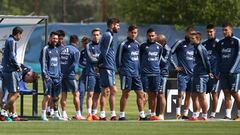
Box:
[146,46,149,49]
[213,43,216,47]
[128,45,131,48]
[183,45,187,47]
[231,40,234,45]
[157,46,159,49]
[221,42,224,45]
[49,51,52,54]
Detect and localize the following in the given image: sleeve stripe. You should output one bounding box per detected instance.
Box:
[86,43,98,62]
[230,37,240,73]
[105,32,113,55]
[42,46,48,76]
[118,40,127,67]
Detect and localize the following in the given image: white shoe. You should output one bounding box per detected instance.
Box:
[42,116,48,121]
[53,114,66,121]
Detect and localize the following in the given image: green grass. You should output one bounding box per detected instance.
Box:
[0,121,239,135]
[9,76,240,135]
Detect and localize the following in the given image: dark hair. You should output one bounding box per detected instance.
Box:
[147,28,155,34]
[92,28,101,34]
[128,25,138,32]
[12,26,23,35]
[185,25,195,32]
[81,36,91,43]
[206,24,215,29]
[70,35,79,43]
[107,18,120,27]
[50,31,59,37]
[56,30,66,37]
[222,22,232,28]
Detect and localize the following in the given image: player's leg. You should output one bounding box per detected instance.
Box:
[119,75,130,120]
[176,73,187,119]
[60,79,68,119]
[230,73,240,120]
[157,77,167,120]
[78,75,86,118]
[86,76,95,121]
[70,79,81,120]
[92,76,101,120]
[148,76,160,120]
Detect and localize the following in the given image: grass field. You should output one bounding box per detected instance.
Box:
[3,76,239,135]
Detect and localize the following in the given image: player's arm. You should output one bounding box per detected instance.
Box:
[8,40,21,71]
[199,46,213,78]
[86,43,98,64]
[170,40,183,72]
[116,41,125,69]
[230,39,240,74]
[98,33,113,66]
[39,47,50,80]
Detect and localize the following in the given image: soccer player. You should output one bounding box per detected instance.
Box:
[78,36,91,119]
[202,24,220,118]
[98,18,120,120]
[171,26,195,119]
[189,31,213,120]
[0,27,24,121]
[85,28,102,121]
[117,25,146,120]
[40,31,64,121]
[217,23,240,120]
[140,28,163,120]
[156,33,171,120]
[46,29,66,117]
[60,35,81,120]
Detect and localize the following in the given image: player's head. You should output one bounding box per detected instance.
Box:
[157,33,167,46]
[107,18,120,33]
[12,26,23,41]
[81,36,91,48]
[190,31,201,45]
[23,71,39,83]
[56,30,65,44]
[185,25,195,38]
[222,22,233,37]
[91,28,101,43]
[147,28,156,42]
[49,31,59,46]
[70,35,79,45]
[206,24,216,39]
[128,25,138,40]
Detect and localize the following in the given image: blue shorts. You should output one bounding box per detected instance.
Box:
[177,73,193,92]
[2,72,20,93]
[86,75,101,93]
[120,75,143,91]
[62,78,78,92]
[159,76,167,93]
[141,75,160,92]
[220,73,240,92]
[100,69,115,87]
[43,78,62,97]
[193,75,209,93]
[207,78,220,93]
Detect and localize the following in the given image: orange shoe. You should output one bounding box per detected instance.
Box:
[87,114,93,121]
[149,115,160,120]
[92,115,100,120]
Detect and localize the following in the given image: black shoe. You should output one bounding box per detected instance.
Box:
[139,117,148,121]
[181,115,189,119]
[119,117,126,120]
[223,116,231,120]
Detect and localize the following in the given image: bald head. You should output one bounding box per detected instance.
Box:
[157,33,167,46]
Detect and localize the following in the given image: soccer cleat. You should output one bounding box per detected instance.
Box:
[4,116,12,122]
[99,117,108,121]
[87,114,93,121]
[139,117,148,121]
[188,117,198,121]
[118,117,126,121]
[209,116,215,119]
[0,115,6,121]
[52,114,66,121]
[223,116,231,120]
[149,115,160,120]
[176,114,182,119]
[233,116,240,121]
[110,116,117,121]
[72,115,86,120]
[12,117,28,121]
[92,115,100,120]
[42,117,49,121]
[181,115,189,119]
[198,117,207,121]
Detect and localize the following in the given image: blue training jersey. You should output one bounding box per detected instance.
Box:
[1,35,21,72]
[117,37,141,77]
[98,29,118,70]
[160,44,172,77]
[85,41,101,76]
[202,38,219,75]
[79,49,87,76]
[217,35,240,74]
[39,43,61,80]
[171,38,194,75]
[193,44,211,75]
[60,44,80,79]
[140,40,163,75]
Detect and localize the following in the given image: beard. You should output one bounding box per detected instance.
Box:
[113,28,118,33]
